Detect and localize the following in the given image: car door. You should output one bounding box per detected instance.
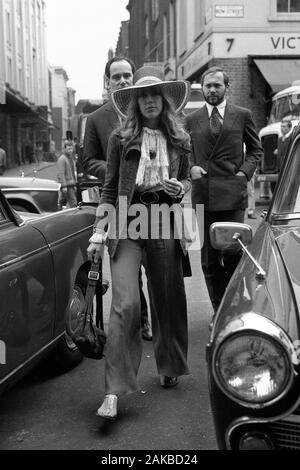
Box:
[0,196,55,382]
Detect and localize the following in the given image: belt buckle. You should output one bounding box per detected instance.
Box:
[88,270,100,281]
[140,191,159,205]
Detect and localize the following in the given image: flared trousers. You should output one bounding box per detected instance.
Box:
[104,234,189,397]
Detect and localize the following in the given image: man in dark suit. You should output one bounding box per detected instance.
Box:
[81,56,152,341]
[186,66,263,313]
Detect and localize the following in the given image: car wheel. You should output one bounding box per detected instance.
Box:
[51,271,89,372]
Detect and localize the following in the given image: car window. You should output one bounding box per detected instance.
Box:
[272,138,300,214]
[0,203,9,225]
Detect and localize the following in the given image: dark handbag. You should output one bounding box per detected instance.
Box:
[72,253,107,359]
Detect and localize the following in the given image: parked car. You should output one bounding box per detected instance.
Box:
[207,123,300,450]
[183,83,205,115]
[0,176,60,213]
[0,190,101,397]
[256,83,300,193]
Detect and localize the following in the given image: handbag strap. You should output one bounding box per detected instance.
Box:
[85,245,105,327]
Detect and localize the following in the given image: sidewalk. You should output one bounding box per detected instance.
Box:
[4,161,58,179]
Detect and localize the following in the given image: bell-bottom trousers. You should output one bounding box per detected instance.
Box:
[104,235,189,397]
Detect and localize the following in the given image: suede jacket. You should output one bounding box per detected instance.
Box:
[94,131,191,259]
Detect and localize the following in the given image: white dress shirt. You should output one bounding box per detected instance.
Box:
[205,100,227,123]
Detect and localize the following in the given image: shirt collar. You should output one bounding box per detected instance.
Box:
[206,99,227,118]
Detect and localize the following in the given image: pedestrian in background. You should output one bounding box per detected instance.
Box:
[185,66,263,314]
[0,138,7,175]
[82,56,152,342]
[271,118,293,193]
[57,140,77,209]
[87,65,191,419]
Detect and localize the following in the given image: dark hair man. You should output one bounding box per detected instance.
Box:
[185,66,263,315]
[81,56,136,181]
[81,56,151,341]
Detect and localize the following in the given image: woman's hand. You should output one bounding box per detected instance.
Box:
[87,233,106,263]
[162,178,184,197]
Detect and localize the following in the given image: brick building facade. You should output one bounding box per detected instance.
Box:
[125,0,300,132]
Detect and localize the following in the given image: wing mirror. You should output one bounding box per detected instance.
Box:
[78,180,103,205]
[210,222,266,280]
[210,222,253,250]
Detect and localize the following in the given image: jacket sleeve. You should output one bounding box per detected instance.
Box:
[178,150,192,194]
[81,113,107,183]
[94,132,121,232]
[240,110,263,180]
[57,157,67,188]
[184,115,197,169]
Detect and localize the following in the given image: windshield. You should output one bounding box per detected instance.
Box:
[269,92,300,124]
[273,138,300,215]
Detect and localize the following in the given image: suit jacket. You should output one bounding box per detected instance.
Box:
[185,103,263,211]
[81,100,120,183]
[94,131,191,259]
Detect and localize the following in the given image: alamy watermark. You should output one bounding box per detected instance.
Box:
[95,197,204,251]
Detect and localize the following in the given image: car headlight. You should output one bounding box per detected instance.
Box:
[214,332,293,407]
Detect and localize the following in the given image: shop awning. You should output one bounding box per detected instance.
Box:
[253,58,300,92]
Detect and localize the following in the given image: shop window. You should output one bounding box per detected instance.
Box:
[277,0,300,12]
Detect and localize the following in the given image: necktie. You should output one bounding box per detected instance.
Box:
[210,107,222,136]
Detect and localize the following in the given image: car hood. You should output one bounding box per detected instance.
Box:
[0,176,60,190]
[214,221,300,342]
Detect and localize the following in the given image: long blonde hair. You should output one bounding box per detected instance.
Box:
[119,87,190,152]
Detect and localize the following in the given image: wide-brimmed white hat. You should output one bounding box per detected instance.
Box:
[111,65,190,119]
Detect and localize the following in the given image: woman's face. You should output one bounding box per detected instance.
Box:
[137,87,163,126]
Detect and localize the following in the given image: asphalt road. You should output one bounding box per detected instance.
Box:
[0,162,265,451]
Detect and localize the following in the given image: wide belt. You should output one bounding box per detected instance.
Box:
[131,190,174,206]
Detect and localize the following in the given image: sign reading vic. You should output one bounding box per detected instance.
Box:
[0,340,6,365]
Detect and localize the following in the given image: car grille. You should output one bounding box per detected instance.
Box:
[261,134,278,173]
[230,404,300,450]
[268,404,300,450]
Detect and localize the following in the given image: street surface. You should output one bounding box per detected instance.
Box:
[0,162,265,450]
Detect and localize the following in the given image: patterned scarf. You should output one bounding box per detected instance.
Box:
[135,127,169,190]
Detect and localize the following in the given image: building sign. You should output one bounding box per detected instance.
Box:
[215,5,244,17]
[0,79,6,104]
[213,32,300,57]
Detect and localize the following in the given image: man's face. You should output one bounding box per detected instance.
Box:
[281,121,291,136]
[65,145,74,155]
[108,60,133,93]
[202,72,227,106]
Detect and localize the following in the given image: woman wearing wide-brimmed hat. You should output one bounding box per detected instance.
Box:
[87,65,191,419]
